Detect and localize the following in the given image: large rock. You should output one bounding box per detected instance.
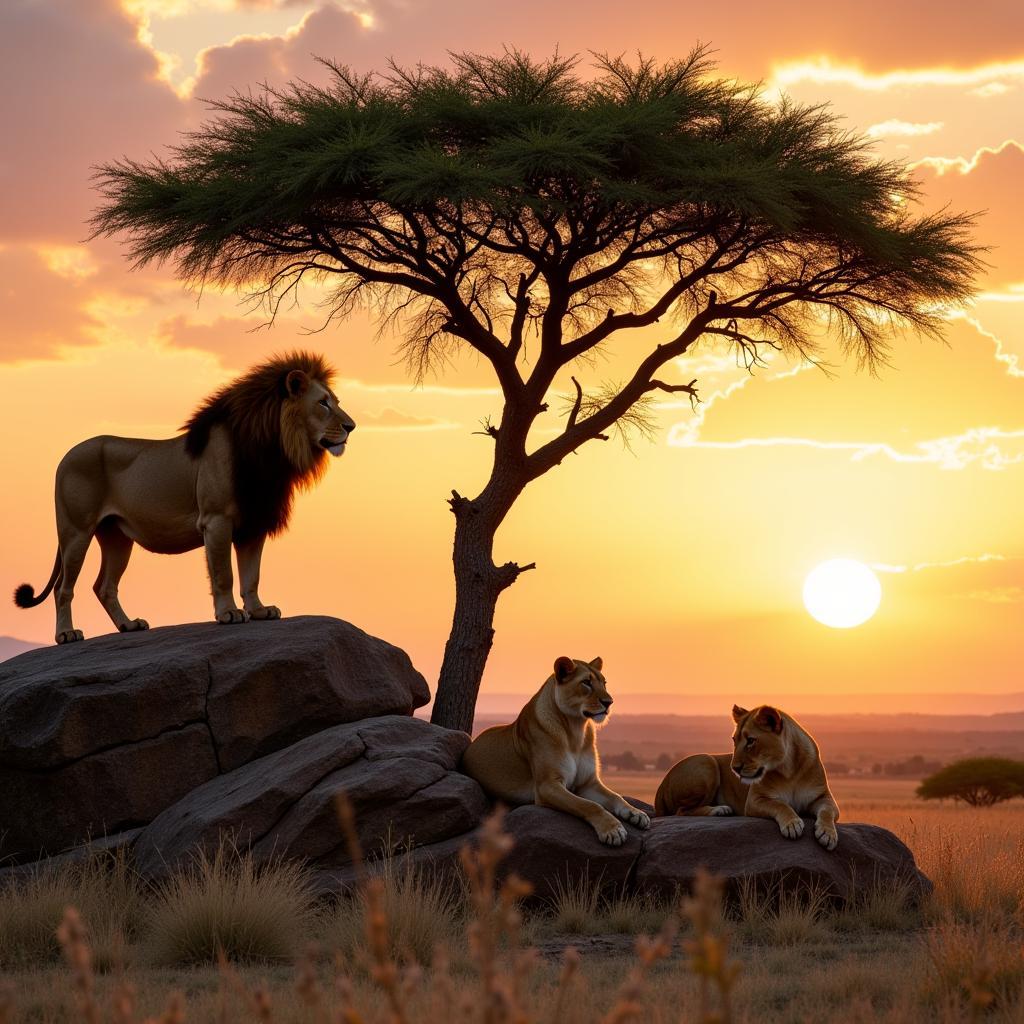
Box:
[0,617,429,860]
[133,716,487,880]
[497,805,645,900]
[635,816,931,902]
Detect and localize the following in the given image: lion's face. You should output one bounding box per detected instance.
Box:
[285,370,356,461]
[730,705,787,783]
[553,656,613,724]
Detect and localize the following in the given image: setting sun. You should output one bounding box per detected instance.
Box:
[803,559,882,629]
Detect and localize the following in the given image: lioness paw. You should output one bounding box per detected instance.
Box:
[56,629,84,644]
[249,605,281,620]
[779,817,804,840]
[709,805,734,816]
[620,806,651,830]
[216,608,249,625]
[119,618,149,632]
[595,817,628,847]
[815,822,839,850]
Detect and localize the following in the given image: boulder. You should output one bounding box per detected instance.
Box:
[133,716,487,880]
[0,617,429,860]
[497,805,645,900]
[634,816,932,902]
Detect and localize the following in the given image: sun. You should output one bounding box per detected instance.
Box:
[802,559,882,629]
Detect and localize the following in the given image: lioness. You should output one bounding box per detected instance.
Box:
[14,352,355,643]
[462,657,651,846]
[654,704,840,850]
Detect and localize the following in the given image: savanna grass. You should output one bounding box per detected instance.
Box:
[144,843,318,966]
[0,847,144,969]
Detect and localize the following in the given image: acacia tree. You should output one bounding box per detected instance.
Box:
[917,758,1024,807]
[91,49,982,732]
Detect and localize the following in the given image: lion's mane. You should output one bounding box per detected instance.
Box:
[182,350,336,543]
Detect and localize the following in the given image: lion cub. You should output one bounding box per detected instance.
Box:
[462,657,651,846]
[654,704,840,850]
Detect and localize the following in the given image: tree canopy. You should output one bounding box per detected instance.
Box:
[916,758,1024,807]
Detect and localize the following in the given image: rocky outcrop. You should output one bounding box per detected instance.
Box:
[634,816,932,901]
[0,617,429,860]
[132,716,485,880]
[0,623,932,905]
[302,806,929,906]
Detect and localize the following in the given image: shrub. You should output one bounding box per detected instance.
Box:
[321,856,466,966]
[144,843,318,966]
[917,759,1024,807]
[0,847,144,969]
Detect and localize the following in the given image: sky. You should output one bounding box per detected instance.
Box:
[1,0,1021,714]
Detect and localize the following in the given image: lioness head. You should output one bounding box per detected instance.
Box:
[284,369,356,462]
[552,656,613,724]
[730,704,787,783]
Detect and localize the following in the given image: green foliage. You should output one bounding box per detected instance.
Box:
[91,47,984,382]
[916,758,1024,807]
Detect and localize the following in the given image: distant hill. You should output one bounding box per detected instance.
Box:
[0,635,43,662]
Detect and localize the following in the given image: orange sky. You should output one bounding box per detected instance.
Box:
[1,0,1021,713]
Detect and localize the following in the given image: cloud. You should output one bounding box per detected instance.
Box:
[866,120,943,139]
[668,426,1024,471]
[769,57,1024,93]
[666,316,1024,469]
[910,138,1024,175]
[912,141,1024,292]
[0,247,105,361]
[356,407,460,432]
[0,0,182,244]
[874,553,1008,573]
[873,554,1024,607]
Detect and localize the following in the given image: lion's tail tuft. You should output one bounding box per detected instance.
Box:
[13,549,61,608]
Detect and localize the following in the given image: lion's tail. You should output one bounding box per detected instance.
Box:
[14,549,61,608]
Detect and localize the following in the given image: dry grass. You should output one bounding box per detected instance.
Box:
[1,782,1022,1022]
[0,847,144,970]
[144,844,319,966]
[320,852,466,967]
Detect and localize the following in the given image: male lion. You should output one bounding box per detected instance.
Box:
[14,351,355,643]
[462,657,651,846]
[654,704,840,850]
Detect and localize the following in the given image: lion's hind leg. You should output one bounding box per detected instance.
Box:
[53,529,92,644]
[94,521,149,633]
[655,753,731,817]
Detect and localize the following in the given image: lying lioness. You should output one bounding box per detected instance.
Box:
[462,657,651,846]
[654,704,840,850]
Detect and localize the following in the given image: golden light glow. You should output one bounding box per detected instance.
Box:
[803,560,882,629]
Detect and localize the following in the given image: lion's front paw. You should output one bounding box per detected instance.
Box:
[779,816,805,840]
[216,608,250,625]
[56,629,84,644]
[119,618,149,632]
[248,605,281,620]
[709,805,734,816]
[595,814,629,847]
[815,821,839,850]
[620,805,651,830]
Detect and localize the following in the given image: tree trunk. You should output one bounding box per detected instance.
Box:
[431,483,524,733]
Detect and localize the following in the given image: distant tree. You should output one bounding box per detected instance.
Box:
[90,48,984,733]
[655,752,674,771]
[610,750,644,772]
[916,758,1024,807]
[883,754,942,777]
